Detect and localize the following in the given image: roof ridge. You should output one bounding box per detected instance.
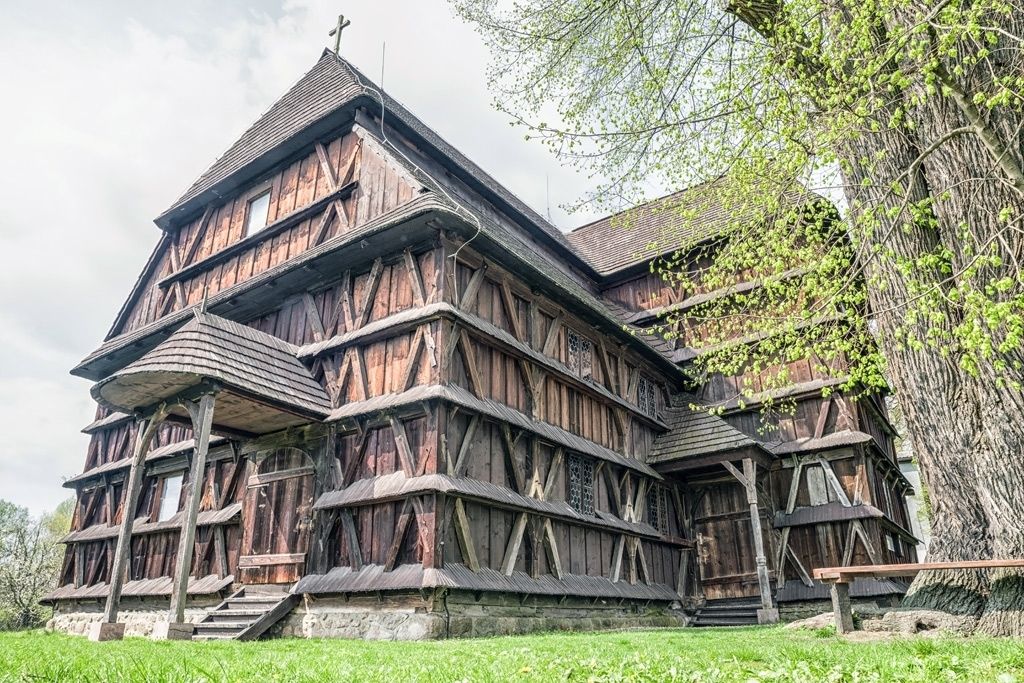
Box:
[568,178,724,236]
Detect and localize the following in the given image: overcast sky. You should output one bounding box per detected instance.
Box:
[0,1,614,515]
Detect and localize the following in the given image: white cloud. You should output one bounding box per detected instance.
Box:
[0,1,604,514]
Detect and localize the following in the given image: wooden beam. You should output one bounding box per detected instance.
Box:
[634,538,650,584]
[452,415,480,477]
[337,270,354,332]
[453,499,480,571]
[741,458,775,617]
[500,424,527,494]
[721,460,752,491]
[499,278,524,342]
[310,202,338,247]
[404,249,427,307]
[401,327,425,392]
[676,548,690,597]
[384,498,415,571]
[542,448,564,501]
[168,393,216,625]
[180,204,215,268]
[214,526,228,579]
[350,347,370,401]
[302,293,326,342]
[100,411,166,626]
[814,397,832,439]
[542,519,563,579]
[356,258,384,329]
[458,330,484,397]
[787,544,814,587]
[816,457,853,507]
[341,422,370,487]
[785,461,804,513]
[501,512,528,576]
[340,509,362,570]
[315,141,338,192]
[390,416,417,477]
[610,535,626,582]
[542,312,563,356]
[339,137,362,187]
[604,467,623,518]
[459,263,488,310]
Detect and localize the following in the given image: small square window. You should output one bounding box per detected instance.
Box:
[567,329,593,380]
[567,455,595,515]
[637,375,658,417]
[244,190,271,237]
[885,533,895,553]
[157,473,184,522]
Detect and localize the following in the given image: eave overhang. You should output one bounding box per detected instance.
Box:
[74,198,685,385]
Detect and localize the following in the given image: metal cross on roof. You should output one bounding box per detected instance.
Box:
[329,14,352,56]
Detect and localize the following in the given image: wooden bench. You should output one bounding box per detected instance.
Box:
[812,560,1024,633]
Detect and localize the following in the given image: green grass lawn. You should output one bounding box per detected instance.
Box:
[2,627,1022,682]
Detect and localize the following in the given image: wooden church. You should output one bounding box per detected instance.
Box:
[46,48,918,640]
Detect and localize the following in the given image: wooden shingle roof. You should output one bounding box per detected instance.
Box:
[165,53,363,216]
[92,313,331,430]
[649,400,760,463]
[160,51,583,268]
[568,180,815,277]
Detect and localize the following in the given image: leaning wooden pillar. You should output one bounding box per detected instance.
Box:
[742,458,779,624]
[88,411,165,642]
[153,393,216,641]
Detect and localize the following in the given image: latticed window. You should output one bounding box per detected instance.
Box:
[637,375,658,417]
[567,329,594,380]
[567,455,595,515]
[646,486,668,533]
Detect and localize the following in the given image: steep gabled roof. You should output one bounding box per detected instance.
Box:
[568,179,817,278]
[158,51,588,272]
[165,52,363,216]
[568,180,727,277]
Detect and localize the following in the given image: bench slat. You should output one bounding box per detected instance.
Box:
[814,559,1024,582]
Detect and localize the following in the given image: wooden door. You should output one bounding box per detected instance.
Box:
[239,448,315,584]
[694,480,762,600]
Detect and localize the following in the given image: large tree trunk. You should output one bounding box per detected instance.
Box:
[729,0,1000,619]
[837,126,992,616]
[905,32,1024,632]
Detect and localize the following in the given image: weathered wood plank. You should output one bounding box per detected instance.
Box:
[501,512,528,576]
[453,498,480,571]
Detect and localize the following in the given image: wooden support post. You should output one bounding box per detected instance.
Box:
[740,459,778,624]
[159,393,216,639]
[830,581,855,634]
[90,412,166,641]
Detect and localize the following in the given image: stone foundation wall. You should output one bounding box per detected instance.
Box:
[48,596,221,638]
[273,591,688,640]
[778,595,901,623]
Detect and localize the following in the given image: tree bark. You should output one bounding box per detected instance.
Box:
[837,133,992,614]
[904,22,1024,632]
[728,0,1002,619]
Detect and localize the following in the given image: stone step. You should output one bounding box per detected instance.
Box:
[692,616,759,627]
[224,598,287,610]
[697,607,760,617]
[194,621,253,633]
[203,613,260,624]
[207,608,267,619]
[703,599,761,608]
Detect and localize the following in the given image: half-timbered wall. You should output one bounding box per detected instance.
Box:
[59,446,247,588]
[114,125,420,337]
